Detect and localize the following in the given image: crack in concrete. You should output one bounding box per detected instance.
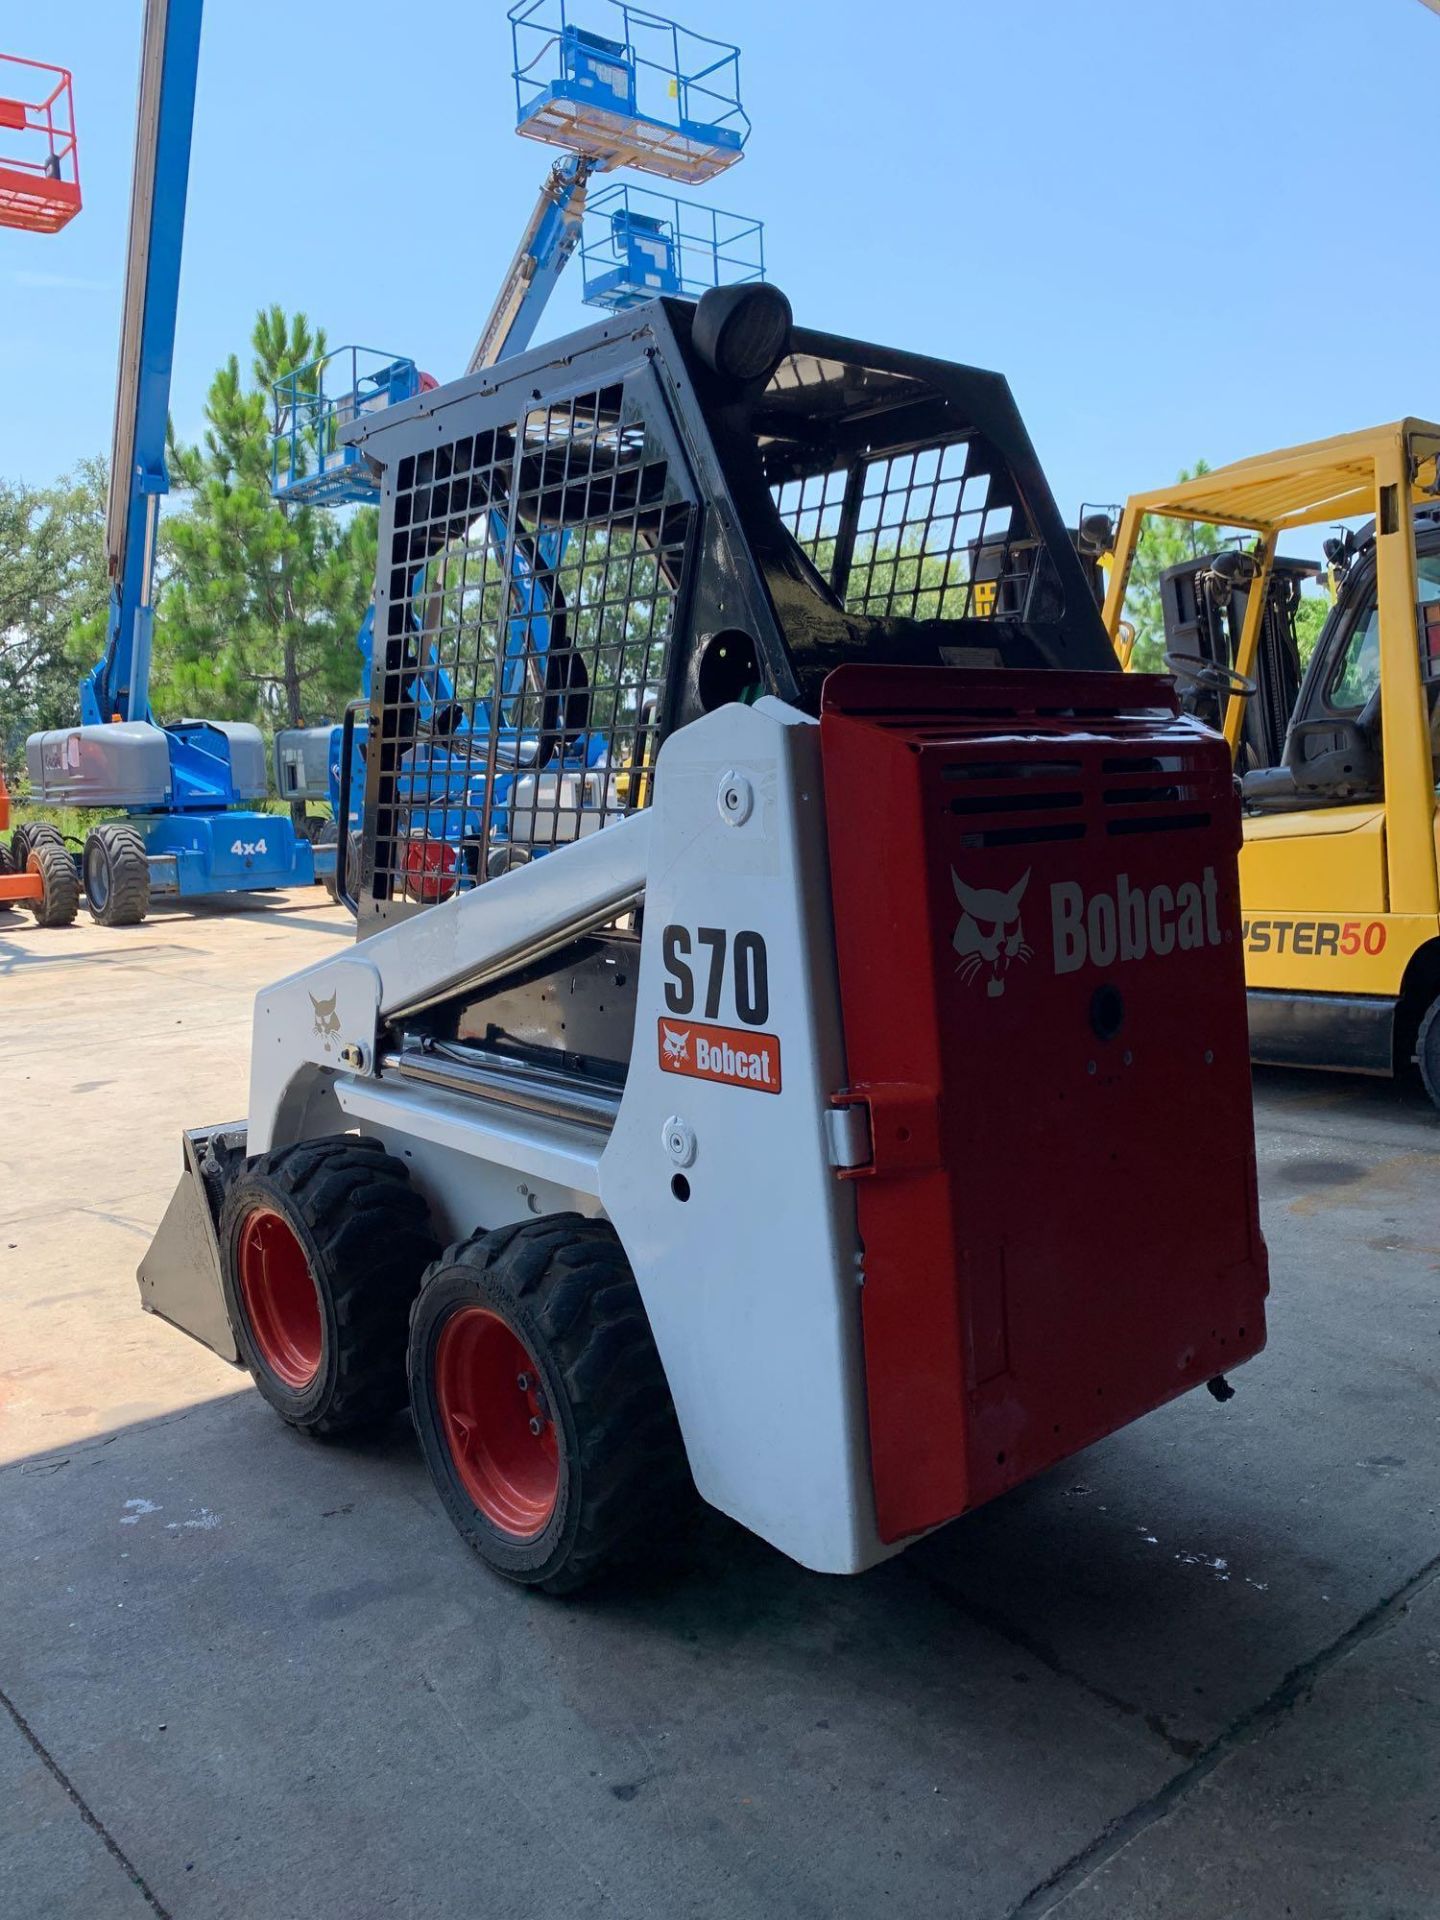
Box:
[0,1682,172,1918]
[1000,1544,1440,1918]
[906,1562,1202,1761]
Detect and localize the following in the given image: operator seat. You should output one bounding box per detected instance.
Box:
[1241,710,1382,810]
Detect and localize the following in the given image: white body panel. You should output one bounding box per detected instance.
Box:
[243,700,887,1575]
[597,702,882,1574]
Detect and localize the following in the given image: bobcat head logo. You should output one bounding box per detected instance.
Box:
[661,1024,690,1064]
[952,869,1032,997]
[310,991,341,1051]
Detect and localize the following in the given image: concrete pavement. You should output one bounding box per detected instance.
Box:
[1,892,1437,1918]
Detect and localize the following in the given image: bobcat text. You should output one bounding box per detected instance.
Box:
[1051,868,1223,975]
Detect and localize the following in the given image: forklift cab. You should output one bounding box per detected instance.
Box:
[1241,511,1440,811]
[1102,422,1440,1102]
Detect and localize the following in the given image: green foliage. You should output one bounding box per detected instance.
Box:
[1122,461,1231,671]
[0,458,108,759]
[1295,590,1331,664]
[154,306,376,730]
[1118,461,1334,674]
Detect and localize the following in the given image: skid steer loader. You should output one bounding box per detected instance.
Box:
[139,286,1268,1591]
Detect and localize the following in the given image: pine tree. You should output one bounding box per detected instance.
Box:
[154,307,376,730]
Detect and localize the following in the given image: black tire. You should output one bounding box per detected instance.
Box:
[0,839,13,911]
[1417,996,1440,1114]
[26,838,80,928]
[316,819,340,902]
[11,821,62,870]
[219,1136,438,1438]
[83,822,150,927]
[409,1214,694,1594]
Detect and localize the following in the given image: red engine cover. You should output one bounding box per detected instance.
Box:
[820,666,1269,1545]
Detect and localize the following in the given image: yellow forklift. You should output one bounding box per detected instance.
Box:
[1101,421,1440,1108]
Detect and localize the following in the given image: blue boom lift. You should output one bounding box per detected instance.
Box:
[271,0,761,911]
[19,0,331,926]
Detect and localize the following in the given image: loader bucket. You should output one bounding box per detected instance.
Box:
[136,1126,247,1365]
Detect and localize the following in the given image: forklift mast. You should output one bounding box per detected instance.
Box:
[1159,550,1316,770]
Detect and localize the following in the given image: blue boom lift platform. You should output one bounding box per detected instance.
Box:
[272,0,762,914]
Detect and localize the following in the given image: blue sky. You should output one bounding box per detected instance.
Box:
[1,0,1435,564]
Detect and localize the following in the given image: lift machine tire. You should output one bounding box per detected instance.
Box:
[10,821,62,870]
[83,821,151,927]
[25,838,80,928]
[316,819,341,904]
[409,1215,695,1593]
[217,1136,438,1438]
[1416,996,1440,1110]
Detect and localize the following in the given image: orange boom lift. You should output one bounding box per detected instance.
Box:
[0,52,80,234]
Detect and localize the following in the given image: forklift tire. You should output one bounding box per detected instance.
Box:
[1416,997,1440,1114]
[219,1137,438,1438]
[408,1214,694,1594]
[0,840,13,909]
[83,823,150,927]
[26,839,79,928]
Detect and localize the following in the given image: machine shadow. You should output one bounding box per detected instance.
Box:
[539,1416,1326,1769]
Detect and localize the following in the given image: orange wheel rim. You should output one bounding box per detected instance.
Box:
[236,1207,323,1390]
[434,1307,559,1538]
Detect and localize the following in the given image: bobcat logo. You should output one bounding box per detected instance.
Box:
[310,991,341,1052]
[661,1024,691,1064]
[952,869,1032,997]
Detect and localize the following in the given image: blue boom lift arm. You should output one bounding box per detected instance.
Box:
[467,151,592,374]
[23,0,329,921]
[90,0,202,728]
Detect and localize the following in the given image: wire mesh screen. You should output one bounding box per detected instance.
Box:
[771,437,1036,623]
[368,380,693,914]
